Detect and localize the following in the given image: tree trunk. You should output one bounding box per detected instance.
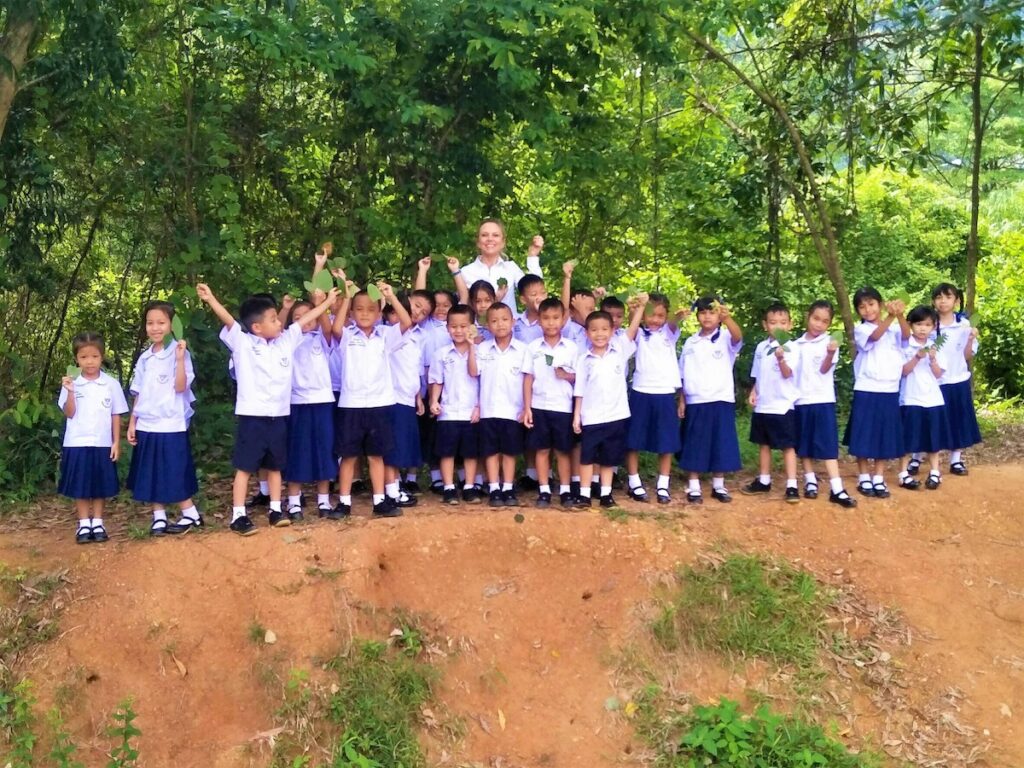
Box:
[0,2,38,146]
[966,21,984,315]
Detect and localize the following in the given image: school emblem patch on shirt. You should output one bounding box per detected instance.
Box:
[158,374,169,384]
[280,358,290,367]
[713,350,724,359]
[102,397,112,408]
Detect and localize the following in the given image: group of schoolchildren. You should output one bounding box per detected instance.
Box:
[56,219,981,543]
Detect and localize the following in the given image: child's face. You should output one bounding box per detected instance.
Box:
[586,317,612,349]
[487,307,514,341]
[291,304,312,333]
[251,308,283,339]
[933,291,957,316]
[761,311,792,334]
[644,303,668,331]
[911,317,935,341]
[433,293,452,320]
[573,296,595,322]
[447,312,472,345]
[520,283,548,314]
[540,307,564,337]
[383,307,398,326]
[805,307,832,336]
[352,294,381,331]
[606,306,625,330]
[697,307,720,332]
[476,221,506,258]
[75,345,103,377]
[473,290,494,318]
[145,309,172,345]
[856,298,881,323]
[410,296,432,324]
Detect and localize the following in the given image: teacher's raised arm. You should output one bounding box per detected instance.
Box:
[459,218,544,315]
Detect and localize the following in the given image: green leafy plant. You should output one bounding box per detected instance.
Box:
[105,699,141,768]
[47,708,84,768]
[0,679,38,768]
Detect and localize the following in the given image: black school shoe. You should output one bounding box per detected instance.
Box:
[442,488,460,505]
[149,519,169,537]
[559,492,574,509]
[287,507,304,524]
[906,458,922,476]
[536,492,552,508]
[829,490,857,508]
[268,510,292,527]
[517,475,540,492]
[373,498,403,518]
[76,526,92,545]
[502,490,523,507]
[430,480,445,495]
[324,502,351,519]
[401,480,422,495]
[925,473,941,490]
[857,481,875,497]
[784,487,800,504]
[395,491,418,507]
[656,488,671,505]
[462,487,483,504]
[246,491,270,508]
[803,482,819,500]
[742,479,772,495]
[898,476,920,491]
[489,489,504,507]
[167,515,204,535]
[628,486,649,502]
[873,482,891,499]
[687,491,704,505]
[710,488,731,503]
[599,493,617,508]
[950,461,968,476]
[576,494,593,508]
[91,524,109,543]
[230,515,257,536]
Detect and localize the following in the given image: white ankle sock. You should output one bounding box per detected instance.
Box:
[656,474,669,490]
[804,472,817,485]
[180,505,199,521]
[372,493,385,504]
[628,473,642,489]
[288,494,301,509]
[539,484,551,494]
[152,509,167,522]
[872,474,884,486]
[759,474,771,485]
[232,506,246,522]
[830,477,843,494]
[317,493,330,508]
[712,476,725,490]
[688,479,701,492]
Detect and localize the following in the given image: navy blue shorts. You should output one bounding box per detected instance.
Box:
[580,418,629,467]
[626,391,682,453]
[795,403,839,460]
[434,420,479,460]
[749,410,798,450]
[677,401,742,474]
[525,408,573,453]
[480,418,524,457]
[127,431,199,503]
[233,415,288,473]
[59,447,120,499]
[334,406,394,458]
[384,404,423,468]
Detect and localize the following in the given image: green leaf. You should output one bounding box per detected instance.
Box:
[771,329,793,344]
[171,315,184,339]
[66,365,81,378]
[367,284,383,302]
[932,333,949,350]
[347,283,361,298]
[313,270,334,292]
[329,257,347,271]
[829,331,844,345]
[544,354,554,366]
[497,278,508,289]
[163,333,174,348]
[303,280,316,293]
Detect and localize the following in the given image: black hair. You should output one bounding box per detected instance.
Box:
[585,310,613,329]
[762,301,789,319]
[517,273,544,295]
[251,292,279,309]
[931,282,965,315]
[469,279,496,302]
[538,297,565,314]
[392,292,412,315]
[486,302,514,319]
[853,286,883,310]
[600,296,624,311]
[433,289,457,307]
[647,292,670,313]
[807,300,835,320]
[143,300,175,323]
[692,295,722,312]
[240,295,278,333]
[72,331,105,355]
[570,286,594,300]
[907,305,939,326]
[447,303,474,324]
[285,300,313,327]
[410,289,436,312]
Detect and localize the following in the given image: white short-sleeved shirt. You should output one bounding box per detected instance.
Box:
[573,337,637,426]
[522,336,577,413]
[853,321,903,394]
[428,344,480,421]
[460,255,542,315]
[936,315,977,385]
[632,325,682,394]
[59,371,129,448]
[335,324,403,408]
[220,322,304,417]
[512,314,544,345]
[291,330,335,405]
[793,333,838,406]
[130,344,196,432]
[678,329,743,404]
[562,319,586,348]
[750,339,799,415]
[476,338,527,420]
[901,339,945,407]
[390,323,428,408]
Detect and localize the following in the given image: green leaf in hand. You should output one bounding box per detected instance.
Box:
[771,329,792,344]
[163,333,174,348]
[171,315,184,339]
[932,333,949,350]
[544,354,554,366]
[829,331,844,345]
[497,277,508,289]
[66,365,81,378]
[313,269,334,292]
[329,257,346,271]
[347,283,360,298]
[303,280,316,294]
[367,284,383,302]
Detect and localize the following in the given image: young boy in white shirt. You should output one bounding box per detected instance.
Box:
[330,282,412,518]
[197,282,338,535]
[743,303,801,502]
[428,304,482,505]
[472,304,528,507]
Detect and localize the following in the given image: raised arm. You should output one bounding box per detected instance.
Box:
[196,283,235,329]
[626,293,648,342]
[446,257,469,305]
[414,256,431,291]
[719,303,742,344]
[525,235,544,276]
[380,283,412,332]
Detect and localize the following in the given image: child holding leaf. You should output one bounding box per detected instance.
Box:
[742,303,801,503]
[792,301,857,507]
[125,301,202,536]
[58,332,129,544]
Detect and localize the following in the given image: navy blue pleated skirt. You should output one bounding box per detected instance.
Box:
[59,447,119,499]
[901,405,953,454]
[940,379,982,449]
[627,391,682,454]
[677,401,742,474]
[286,402,337,483]
[127,431,199,503]
[796,403,839,460]
[842,390,903,460]
[384,404,423,468]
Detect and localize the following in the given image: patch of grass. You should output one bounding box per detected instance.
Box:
[634,690,879,768]
[652,554,831,674]
[601,505,630,523]
[249,621,267,645]
[125,521,149,541]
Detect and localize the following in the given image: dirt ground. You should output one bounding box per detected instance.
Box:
[1,464,1022,768]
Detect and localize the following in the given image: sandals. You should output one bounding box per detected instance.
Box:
[628,486,649,503]
[803,481,819,500]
